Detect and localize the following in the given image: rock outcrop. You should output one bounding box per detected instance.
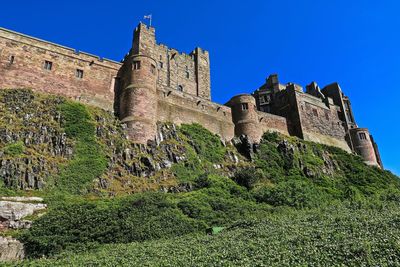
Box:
[0,236,25,261]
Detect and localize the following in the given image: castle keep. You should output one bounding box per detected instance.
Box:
[0,23,382,168]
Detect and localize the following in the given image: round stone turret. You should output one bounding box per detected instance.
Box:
[349,128,379,167]
[119,54,158,144]
[227,94,262,142]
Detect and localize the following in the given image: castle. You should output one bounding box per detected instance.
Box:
[0,22,382,168]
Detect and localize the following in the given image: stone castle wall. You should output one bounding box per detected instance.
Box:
[0,27,120,110]
[156,88,234,140]
[0,24,382,167]
[294,90,350,151]
[257,111,289,136]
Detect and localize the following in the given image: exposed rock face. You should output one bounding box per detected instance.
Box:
[232,135,258,160]
[0,198,46,230]
[0,236,24,261]
[0,90,72,190]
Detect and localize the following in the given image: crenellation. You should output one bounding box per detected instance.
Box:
[0,22,383,169]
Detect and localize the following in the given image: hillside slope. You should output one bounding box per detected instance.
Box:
[1,89,399,265]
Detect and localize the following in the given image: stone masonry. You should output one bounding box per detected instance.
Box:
[0,22,382,168]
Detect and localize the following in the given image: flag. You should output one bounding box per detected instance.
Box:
[144,15,152,19]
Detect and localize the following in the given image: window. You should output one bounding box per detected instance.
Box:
[76,69,84,79]
[241,103,249,110]
[177,85,183,92]
[359,132,367,140]
[44,60,52,71]
[151,64,156,74]
[312,109,318,117]
[186,71,190,79]
[133,61,141,70]
[9,55,14,64]
[159,61,163,68]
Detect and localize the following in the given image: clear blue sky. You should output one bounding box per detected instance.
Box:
[1,0,399,175]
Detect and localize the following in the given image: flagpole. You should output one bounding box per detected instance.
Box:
[144,14,152,27]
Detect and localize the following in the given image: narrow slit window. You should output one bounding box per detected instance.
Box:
[133,61,141,70]
[312,109,318,117]
[9,55,15,64]
[186,71,190,79]
[151,64,156,74]
[177,85,183,92]
[76,69,84,79]
[241,103,249,110]
[359,132,367,140]
[44,60,52,71]
[159,61,163,68]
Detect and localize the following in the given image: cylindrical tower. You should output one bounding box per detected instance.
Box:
[349,128,379,167]
[119,54,158,144]
[227,94,262,142]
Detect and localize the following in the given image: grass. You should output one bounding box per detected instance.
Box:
[54,101,107,194]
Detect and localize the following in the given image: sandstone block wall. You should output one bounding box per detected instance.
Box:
[157,88,234,140]
[257,111,289,136]
[350,128,379,166]
[0,27,120,110]
[130,23,211,101]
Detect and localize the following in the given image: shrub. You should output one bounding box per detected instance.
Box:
[179,123,226,163]
[3,141,25,156]
[253,177,329,208]
[55,101,107,193]
[21,193,206,257]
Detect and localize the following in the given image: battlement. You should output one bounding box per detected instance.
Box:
[0,27,121,69]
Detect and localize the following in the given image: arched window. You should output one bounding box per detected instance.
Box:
[177,85,183,92]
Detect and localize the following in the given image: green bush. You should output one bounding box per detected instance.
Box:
[253,177,330,208]
[21,193,206,257]
[179,123,226,163]
[3,141,25,156]
[55,101,107,193]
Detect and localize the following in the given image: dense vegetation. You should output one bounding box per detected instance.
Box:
[13,204,400,266]
[1,89,399,266]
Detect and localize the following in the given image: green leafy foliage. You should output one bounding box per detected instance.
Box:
[3,141,25,156]
[21,193,206,257]
[17,204,400,266]
[55,101,107,193]
[179,123,226,163]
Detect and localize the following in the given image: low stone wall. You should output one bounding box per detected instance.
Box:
[257,111,289,136]
[303,131,351,152]
[156,88,234,140]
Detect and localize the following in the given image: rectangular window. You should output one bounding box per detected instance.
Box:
[151,64,156,74]
[133,61,141,70]
[186,71,190,79]
[241,103,249,110]
[76,69,84,79]
[44,60,52,71]
[312,109,318,117]
[159,61,163,68]
[359,132,367,140]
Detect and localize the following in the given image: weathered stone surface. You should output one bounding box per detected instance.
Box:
[1,197,43,202]
[0,237,25,261]
[0,201,46,220]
